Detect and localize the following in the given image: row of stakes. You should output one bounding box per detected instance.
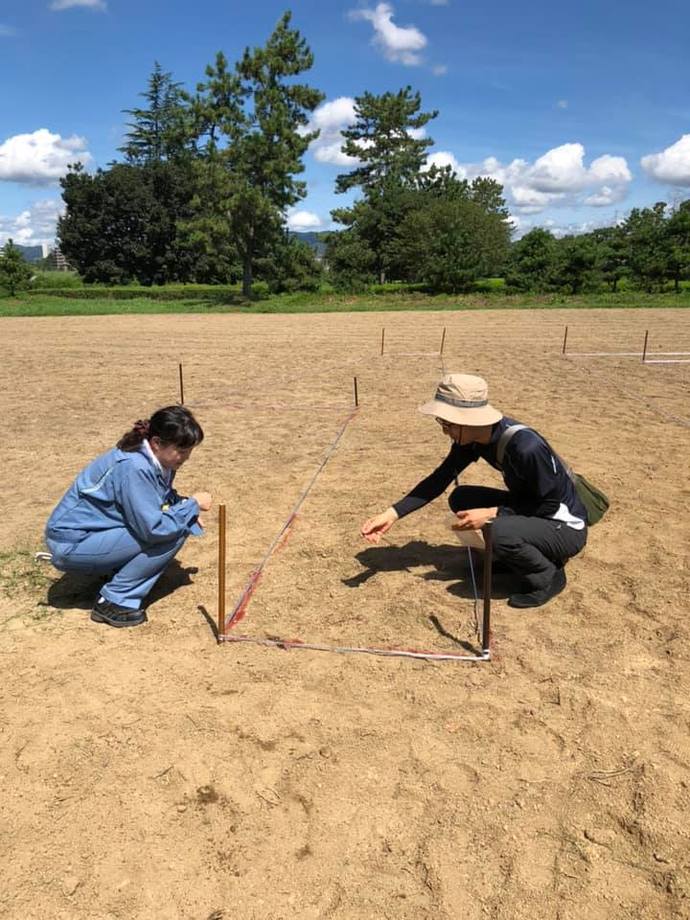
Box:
[176,324,665,407]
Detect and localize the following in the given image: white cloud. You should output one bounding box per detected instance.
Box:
[287,210,323,231]
[0,199,63,247]
[50,0,107,10]
[557,100,568,109]
[426,142,632,214]
[0,129,92,185]
[641,134,690,187]
[300,97,360,166]
[349,3,427,66]
[511,216,606,239]
[0,24,17,36]
[426,151,467,179]
[430,0,449,5]
[432,64,448,76]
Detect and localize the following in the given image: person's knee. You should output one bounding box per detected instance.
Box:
[490,517,523,553]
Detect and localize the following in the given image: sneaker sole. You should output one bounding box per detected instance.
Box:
[90,610,147,628]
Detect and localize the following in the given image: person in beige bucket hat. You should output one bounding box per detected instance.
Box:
[361,373,588,609]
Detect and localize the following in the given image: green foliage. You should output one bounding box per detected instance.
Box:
[325,230,377,292]
[395,195,510,292]
[58,160,198,285]
[335,87,436,196]
[551,235,599,294]
[666,201,690,293]
[30,270,83,289]
[505,228,558,292]
[331,87,437,285]
[120,62,192,164]
[621,203,671,292]
[0,239,33,296]
[255,235,322,293]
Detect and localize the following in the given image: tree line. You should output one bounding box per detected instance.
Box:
[16,9,690,297]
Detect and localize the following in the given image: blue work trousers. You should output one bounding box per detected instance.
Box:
[47,528,187,610]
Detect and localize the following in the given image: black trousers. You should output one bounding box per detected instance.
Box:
[449,486,587,590]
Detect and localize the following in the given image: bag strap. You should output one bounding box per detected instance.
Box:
[497,424,576,482]
[496,424,528,469]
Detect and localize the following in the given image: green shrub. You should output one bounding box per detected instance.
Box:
[30,271,83,290]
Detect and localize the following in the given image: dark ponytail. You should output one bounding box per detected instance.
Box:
[117,406,204,452]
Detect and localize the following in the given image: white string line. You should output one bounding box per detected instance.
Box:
[224,407,360,630]
[564,357,690,429]
[220,634,491,662]
[565,351,690,357]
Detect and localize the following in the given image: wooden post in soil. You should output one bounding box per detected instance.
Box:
[217,504,226,641]
[481,521,493,655]
[178,363,185,405]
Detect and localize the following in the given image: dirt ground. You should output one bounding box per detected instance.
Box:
[1,307,689,920]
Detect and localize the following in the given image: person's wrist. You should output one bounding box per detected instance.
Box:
[387,506,399,521]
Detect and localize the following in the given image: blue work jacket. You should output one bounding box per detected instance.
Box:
[45,447,202,547]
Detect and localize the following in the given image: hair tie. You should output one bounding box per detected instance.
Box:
[133,419,150,438]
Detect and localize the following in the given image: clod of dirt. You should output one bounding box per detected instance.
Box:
[196,784,220,805]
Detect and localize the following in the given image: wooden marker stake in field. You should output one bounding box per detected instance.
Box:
[562,325,569,355]
[440,327,447,356]
[217,504,227,642]
[642,330,649,364]
[353,376,359,408]
[178,363,185,405]
[380,328,385,356]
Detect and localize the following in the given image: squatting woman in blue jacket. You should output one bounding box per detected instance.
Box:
[45,406,212,628]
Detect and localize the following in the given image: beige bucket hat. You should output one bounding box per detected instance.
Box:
[419,373,503,426]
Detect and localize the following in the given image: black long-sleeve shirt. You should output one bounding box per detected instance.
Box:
[393,416,587,528]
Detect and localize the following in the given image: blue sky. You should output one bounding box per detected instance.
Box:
[2,0,690,246]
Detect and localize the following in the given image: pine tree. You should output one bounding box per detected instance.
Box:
[120,62,190,164]
[0,239,33,296]
[331,87,437,283]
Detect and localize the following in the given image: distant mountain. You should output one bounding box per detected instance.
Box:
[16,244,45,263]
[290,230,328,258]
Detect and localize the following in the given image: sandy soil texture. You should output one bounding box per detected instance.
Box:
[1,307,689,920]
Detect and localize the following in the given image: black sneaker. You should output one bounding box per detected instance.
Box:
[507,567,567,609]
[91,598,147,628]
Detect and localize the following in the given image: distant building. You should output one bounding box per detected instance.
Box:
[45,247,71,272]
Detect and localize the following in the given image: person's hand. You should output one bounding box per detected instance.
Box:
[361,507,398,544]
[192,492,213,512]
[453,507,497,531]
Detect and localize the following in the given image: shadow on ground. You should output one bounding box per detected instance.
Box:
[344,540,520,600]
[42,561,199,611]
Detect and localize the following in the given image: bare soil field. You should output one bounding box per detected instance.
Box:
[1,307,689,920]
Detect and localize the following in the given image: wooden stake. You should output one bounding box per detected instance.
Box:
[440,327,446,356]
[380,328,385,356]
[481,521,493,655]
[178,363,185,405]
[217,504,226,641]
[642,329,649,364]
[562,325,569,355]
[353,376,359,407]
